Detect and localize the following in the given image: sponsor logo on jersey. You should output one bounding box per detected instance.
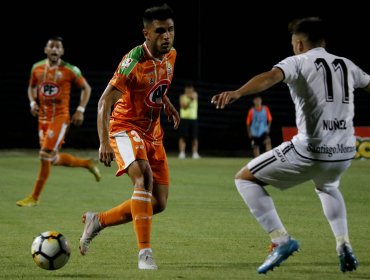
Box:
[307,143,355,157]
[39,82,60,98]
[121,58,133,70]
[323,119,347,130]
[145,79,171,108]
[274,148,286,162]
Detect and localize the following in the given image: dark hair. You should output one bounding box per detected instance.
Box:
[143,3,174,26]
[288,17,326,46]
[48,36,63,42]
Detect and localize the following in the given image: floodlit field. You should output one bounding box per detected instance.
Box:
[1,150,369,279]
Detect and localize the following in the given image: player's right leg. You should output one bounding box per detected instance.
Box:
[79,212,102,255]
[234,142,312,273]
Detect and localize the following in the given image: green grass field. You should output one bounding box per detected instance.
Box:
[1,149,369,279]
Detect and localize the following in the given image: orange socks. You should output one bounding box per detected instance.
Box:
[55,153,90,167]
[98,195,163,227]
[99,199,133,227]
[131,189,153,250]
[31,159,51,200]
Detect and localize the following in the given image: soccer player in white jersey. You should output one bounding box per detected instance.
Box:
[211,17,370,274]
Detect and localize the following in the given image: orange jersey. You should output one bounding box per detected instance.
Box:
[29,59,86,121]
[109,43,176,142]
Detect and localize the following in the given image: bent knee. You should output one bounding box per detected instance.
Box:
[235,168,254,180]
[39,149,57,163]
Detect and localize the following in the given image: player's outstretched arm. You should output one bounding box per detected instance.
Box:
[98,84,121,167]
[211,68,284,109]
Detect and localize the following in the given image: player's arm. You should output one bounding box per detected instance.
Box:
[71,79,92,126]
[211,67,284,109]
[28,85,39,117]
[98,84,121,166]
[164,96,180,129]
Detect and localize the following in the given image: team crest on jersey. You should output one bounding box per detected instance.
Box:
[121,58,133,70]
[167,62,173,76]
[56,71,63,79]
[145,79,171,108]
[47,130,55,139]
[39,82,60,98]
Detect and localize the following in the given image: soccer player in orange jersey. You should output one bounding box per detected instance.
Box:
[16,36,101,207]
[79,3,179,270]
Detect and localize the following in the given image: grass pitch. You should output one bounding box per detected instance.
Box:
[1,149,369,279]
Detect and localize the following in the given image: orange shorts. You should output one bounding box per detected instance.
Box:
[110,130,169,186]
[38,115,69,151]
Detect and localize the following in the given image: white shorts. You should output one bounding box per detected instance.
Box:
[247,141,352,191]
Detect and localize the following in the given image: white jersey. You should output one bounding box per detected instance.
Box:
[275,47,370,161]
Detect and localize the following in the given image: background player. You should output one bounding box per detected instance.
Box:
[16,36,101,207]
[178,84,200,159]
[211,17,370,273]
[246,95,272,157]
[79,3,179,270]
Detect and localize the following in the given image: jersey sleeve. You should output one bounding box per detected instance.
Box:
[246,108,253,126]
[274,55,300,84]
[72,67,86,88]
[29,68,37,87]
[350,62,370,89]
[109,55,137,93]
[65,63,85,88]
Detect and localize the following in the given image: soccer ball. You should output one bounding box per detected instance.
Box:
[31,231,71,270]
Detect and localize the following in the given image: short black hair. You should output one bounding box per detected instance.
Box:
[288,17,326,46]
[143,3,174,26]
[48,36,63,42]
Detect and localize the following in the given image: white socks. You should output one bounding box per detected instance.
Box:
[235,179,288,244]
[315,187,350,249]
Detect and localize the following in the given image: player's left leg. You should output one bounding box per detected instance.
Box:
[191,120,200,159]
[53,153,101,182]
[264,133,272,152]
[313,161,358,272]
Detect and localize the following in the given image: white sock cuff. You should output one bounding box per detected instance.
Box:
[139,248,152,255]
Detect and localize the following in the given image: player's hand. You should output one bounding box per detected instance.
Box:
[99,142,115,167]
[30,103,39,117]
[211,91,241,109]
[164,103,180,129]
[71,111,84,126]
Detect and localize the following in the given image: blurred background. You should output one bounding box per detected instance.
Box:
[1,0,369,157]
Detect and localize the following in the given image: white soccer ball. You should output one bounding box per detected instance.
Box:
[31,231,71,270]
